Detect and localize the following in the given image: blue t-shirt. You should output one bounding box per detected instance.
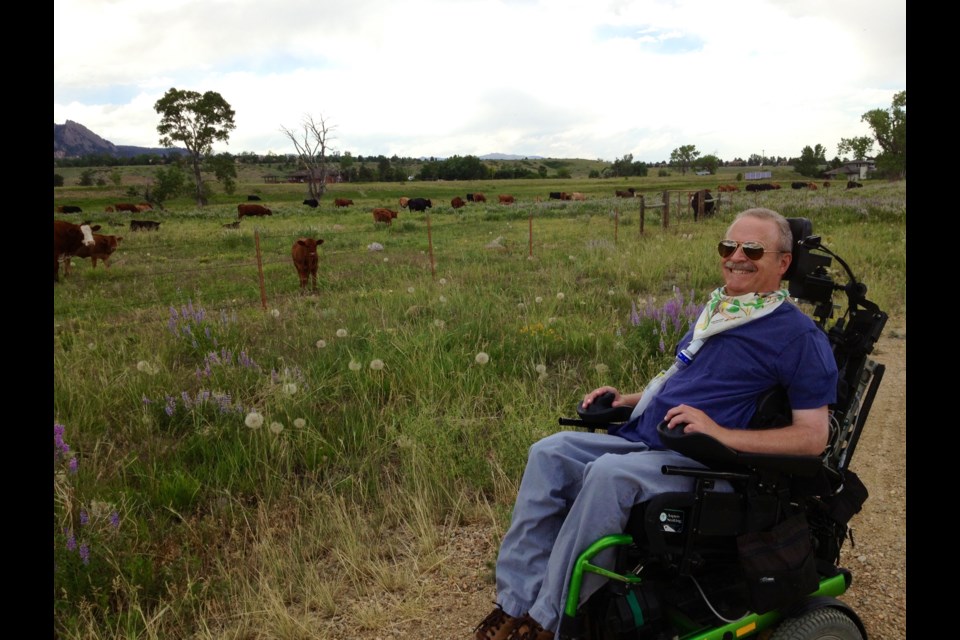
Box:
[610,302,838,449]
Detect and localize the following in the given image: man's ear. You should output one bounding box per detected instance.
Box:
[778,251,793,277]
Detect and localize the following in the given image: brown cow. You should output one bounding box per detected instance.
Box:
[237,204,272,218]
[54,220,100,282]
[473,192,487,203]
[399,197,410,209]
[372,208,398,224]
[498,194,515,204]
[114,203,139,213]
[334,198,354,208]
[615,188,637,198]
[570,192,586,201]
[451,196,466,209]
[105,206,115,213]
[291,237,324,292]
[823,181,831,189]
[64,233,123,275]
[135,203,153,212]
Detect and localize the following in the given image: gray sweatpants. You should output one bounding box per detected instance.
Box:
[494,430,720,634]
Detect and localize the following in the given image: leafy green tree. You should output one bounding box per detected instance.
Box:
[836,136,874,161]
[155,88,236,206]
[281,114,335,201]
[794,144,827,177]
[698,155,721,174]
[78,169,96,186]
[669,145,700,175]
[861,90,905,179]
[109,169,123,188]
[54,174,64,187]
[139,165,187,209]
[205,153,238,195]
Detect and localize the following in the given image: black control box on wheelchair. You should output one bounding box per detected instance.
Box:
[556,218,888,640]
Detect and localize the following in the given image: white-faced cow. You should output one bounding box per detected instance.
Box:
[54,220,99,282]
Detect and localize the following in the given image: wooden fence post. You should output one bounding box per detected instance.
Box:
[426,213,436,279]
[662,190,670,229]
[254,229,267,310]
[639,195,645,236]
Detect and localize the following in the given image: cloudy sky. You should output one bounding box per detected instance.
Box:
[53,0,905,163]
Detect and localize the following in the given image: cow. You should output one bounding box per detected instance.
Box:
[717,184,739,193]
[823,181,831,189]
[791,182,807,189]
[570,192,586,201]
[399,197,410,208]
[451,196,466,209]
[130,219,161,231]
[498,194,515,204]
[64,233,123,275]
[372,208,398,224]
[291,237,324,292]
[466,193,475,202]
[135,203,153,212]
[549,192,563,200]
[237,204,272,218]
[807,182,818,190]
[745,183,777,192]
[247,195,262,201]
[56,205,83,214]
[334,198,354,208]
[690,189,715,220]
[114,203,139,213]
[54,220,100,282]
[303,198,319,208]
[615,188,637,198]
[105,206,115,213]
[473,192,487,203]
[846,181,863,189]
[407,198,432,212]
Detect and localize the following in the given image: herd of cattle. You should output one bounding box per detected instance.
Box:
[55,179,871,283]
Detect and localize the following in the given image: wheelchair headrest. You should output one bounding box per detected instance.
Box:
[783,217,812,282]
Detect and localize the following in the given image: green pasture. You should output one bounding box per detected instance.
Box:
[53,176,906,638]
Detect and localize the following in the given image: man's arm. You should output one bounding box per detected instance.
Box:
[662,404,830,456]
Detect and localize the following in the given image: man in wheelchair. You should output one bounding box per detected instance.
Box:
[474,208,886,640]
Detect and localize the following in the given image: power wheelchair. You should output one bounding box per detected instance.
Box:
[556,218,888,640]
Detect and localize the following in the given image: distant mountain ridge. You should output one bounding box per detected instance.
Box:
[54,120,187,159]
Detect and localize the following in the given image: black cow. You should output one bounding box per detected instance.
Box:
[56,205,83,214]
[247,195,262,201]
[303,198,319,208]
[130,219,161,231]
[407,198,432,212]
[690,189,715,220]
[466,193,475,202]
[791,182,807,189]
[745,183,776,192]
[549,192,563,200]
[846,181,863,189]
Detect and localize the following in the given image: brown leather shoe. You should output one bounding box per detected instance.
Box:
[505,614,554,640]
[474,604,519,640]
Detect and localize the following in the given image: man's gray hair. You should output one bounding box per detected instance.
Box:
[730,208,793,252]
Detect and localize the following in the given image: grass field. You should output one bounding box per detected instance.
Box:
[53,173,906,638]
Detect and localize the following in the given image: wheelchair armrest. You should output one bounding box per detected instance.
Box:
[657,421,825,477]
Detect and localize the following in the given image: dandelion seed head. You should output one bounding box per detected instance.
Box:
[336,328,348,338]
[535,364,547,374]
[608,289,616,296]
[270,309,280,318]
[407,286,415,294]
[87,342,96,350]
[439,295,447,303]
[434,319,446,329]
[595,363,609,374]
[349,360,362,371]
[282,383,298,395]
[369,359,385,371]
[293,418,306,428]
[244,411,264,429]
[269,421,284,434]
[316,339,327,348]
[383,257,389,262]
[475,352,490,365]
[517,303,526,310]
[535,296,543,304]
[439,278,447,285]
[556,292,565,300]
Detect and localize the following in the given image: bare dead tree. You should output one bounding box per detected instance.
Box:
[280,114,336,202]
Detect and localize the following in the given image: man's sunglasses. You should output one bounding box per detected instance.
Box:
[717,240,786,261]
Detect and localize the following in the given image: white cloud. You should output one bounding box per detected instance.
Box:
[54,0,905,162]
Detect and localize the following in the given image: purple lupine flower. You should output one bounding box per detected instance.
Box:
[181,391,193,409]
[659,337,667,353]
[110,511,120,529]
[79,510,89,526]
[65,530,77,552]
[630,301,641,326]
[142,395,152,405]
[79,543,90,565]
[69,458,78,474]
[205,326,212,340]
[197,390,210,404]
[165,396,176,417]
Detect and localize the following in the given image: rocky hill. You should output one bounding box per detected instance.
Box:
[54,120,187,159]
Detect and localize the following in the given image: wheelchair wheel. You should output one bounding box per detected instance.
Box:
[770,607,863,640]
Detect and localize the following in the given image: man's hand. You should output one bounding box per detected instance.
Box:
[663,404,720,437]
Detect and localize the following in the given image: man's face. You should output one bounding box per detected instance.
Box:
[720,217,792,295]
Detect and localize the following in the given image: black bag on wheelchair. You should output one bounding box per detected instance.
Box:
[736,512,818,614]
